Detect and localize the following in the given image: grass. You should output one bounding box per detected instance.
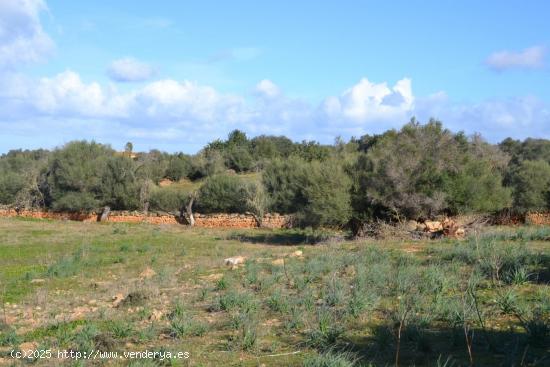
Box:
[0,217,549,366]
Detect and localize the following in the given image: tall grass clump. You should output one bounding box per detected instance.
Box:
[303,350,357,367]
[46,247,87,278]
[438,236,539,284]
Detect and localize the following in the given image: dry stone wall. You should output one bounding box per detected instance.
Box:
[0,207,292,229]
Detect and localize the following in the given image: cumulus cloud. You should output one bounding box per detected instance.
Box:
[107,57,156,82]
[255,79,281,99]
[486,45,546,71]
[1,69,550,152]
[0,0,54,68]
[320,78,414,133]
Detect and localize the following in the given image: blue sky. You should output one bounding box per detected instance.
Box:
[1,0,549,153]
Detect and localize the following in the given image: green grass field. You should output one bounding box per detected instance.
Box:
[0,218,549,366]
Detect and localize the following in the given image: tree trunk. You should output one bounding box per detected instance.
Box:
[186,197,195,226]
[99,206,111,222]
[247,212,263,228]
[180,195,195,226]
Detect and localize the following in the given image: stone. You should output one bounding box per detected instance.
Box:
[424,221,443,232]
[149,309,163,321]
[112,293,124,308]
[271,258,285,266]
[201,273,223,281]
[18,342,38,351]
[405,220,418,231]
[139,267,156,279]
[224,256,246,266]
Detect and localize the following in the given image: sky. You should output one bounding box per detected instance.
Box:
[1,0,549,153]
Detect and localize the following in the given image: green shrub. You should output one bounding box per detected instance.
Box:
[196,175,247,213]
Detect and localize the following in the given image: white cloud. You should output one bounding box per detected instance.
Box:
[321,78,414,125]
[107,57,156,82]
[0,0,54,68]
[255,79,281,99]
[415,94,550,141]
[1,69,550,152]
[486,45,546,71]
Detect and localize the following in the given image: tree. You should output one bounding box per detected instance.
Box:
[165,154,191,181]
[226,146,254,172]
[124,142,133,156]
[444,137,512,214]
[351,120,511,221]
[243,181,269,226]
[263,157,352,228]
[196,174,248,213]
[189,150,226,179]
[509,160,550,212]
[47,141,114,211]
[297,159,352,227]
[0,149,49,207]
[100,156,139,210]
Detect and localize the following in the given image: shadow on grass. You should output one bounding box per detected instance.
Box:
[534,254,550,284]
[331,324,549,367]
[228,229,337,246]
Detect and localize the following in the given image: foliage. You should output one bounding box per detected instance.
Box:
[196,174,248,213]
[149,186,190,213]
[165,154,191,181]
[351,120,510,220]
[263,157,352,227]
[508,159,550,212]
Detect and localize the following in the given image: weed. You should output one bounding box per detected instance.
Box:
[303,350,357,367]
[109,320,134,339]
[119,243,131,252]
[73,323,100,351]
[169,317,208,338]
[496,288,519,314]
[323,276,346,307]
[0,327,18,346]
[306,307,344,350]
[267,289,290,313]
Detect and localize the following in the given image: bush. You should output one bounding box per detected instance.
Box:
[263,157,352,228]
[508,159,550,212]
[165,154,192,181]
[196,175,247,213]
[351,120,510,220]
[149,186,189,213]
[47,141,113,211]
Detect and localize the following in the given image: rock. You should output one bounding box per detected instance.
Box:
[424,221,443,232]
[70,306,90,320]
[112,293,124,308]
[30,279,45,284]
[139,267,156,279]
[149,309,163,321]
[290,250,303,258]
[416,222,427,231]
[405,220,418,231]
[19,342,38,351]
[201,273,223,281]
[224,256,246,266]
[271,258,285,266]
